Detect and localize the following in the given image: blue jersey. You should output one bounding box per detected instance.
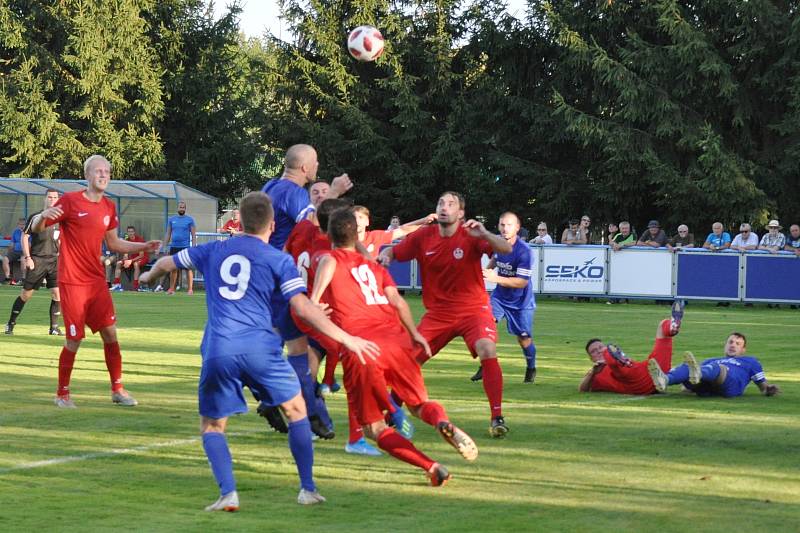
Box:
[491,238,534,309]
[12,227,24,252]
[167,214,196,247]
[174,235,306,357]
[702,355,766,393]
[262,178,314,250]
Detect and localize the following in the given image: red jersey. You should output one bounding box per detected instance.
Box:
[221,219,242,233]
[127,234,149,264]
[361,229,394,258]
[285,219,319,286]
[46,191,118,284]
[308,232,333,293]
[322,248,406,339]
[392,224,492,312]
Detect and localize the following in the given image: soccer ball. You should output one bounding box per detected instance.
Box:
[347,25,384,62]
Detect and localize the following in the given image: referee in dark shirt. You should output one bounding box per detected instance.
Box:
[5,189,62,335]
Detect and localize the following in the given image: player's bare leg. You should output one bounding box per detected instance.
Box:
[364,419,451,486]
[186,269,194,295]
[99,325,137,406]
[475,339,507,437]
[201,416,239,511]
[280,393,325,504]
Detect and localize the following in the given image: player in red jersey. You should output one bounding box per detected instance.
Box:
[311,208,478,485]
[352,205,435,259]
[580,301,684,394]
[379,191,513,437]
[31,155,161,408]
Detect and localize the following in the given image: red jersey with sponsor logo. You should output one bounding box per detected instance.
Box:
[361,229,394,259]
[392,224,492,312]
[322,248,405,338]
[285,219,319,287]
[45,191,118,284]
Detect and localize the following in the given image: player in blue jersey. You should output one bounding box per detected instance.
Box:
[259,144,353,436]
[140,191,379,511]
[162,201,197,295]
[648,332,781,397]
[474,212,538,383]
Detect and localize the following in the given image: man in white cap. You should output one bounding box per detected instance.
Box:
[758,220,785,253]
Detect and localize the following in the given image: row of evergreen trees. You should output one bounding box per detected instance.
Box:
[1,1,798,233]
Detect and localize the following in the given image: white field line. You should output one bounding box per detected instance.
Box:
[1,395,652,474]
[0,430,261,474]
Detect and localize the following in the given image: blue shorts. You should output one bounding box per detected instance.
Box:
[491,298,534,338]
[198,351,300,419]
[272,296,303,342]
[685,362,748,398]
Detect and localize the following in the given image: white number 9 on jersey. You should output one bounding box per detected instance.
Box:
[219,254,251,300]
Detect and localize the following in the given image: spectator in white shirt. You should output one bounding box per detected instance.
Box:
[730,223,759,252]
[530,222,553,244]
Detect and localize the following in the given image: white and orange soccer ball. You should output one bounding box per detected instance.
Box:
[347,25,385,62]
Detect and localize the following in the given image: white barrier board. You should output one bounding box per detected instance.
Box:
[608,249,673,296]
[541,247,606,294]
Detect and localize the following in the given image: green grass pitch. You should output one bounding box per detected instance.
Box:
[0,288,798,532]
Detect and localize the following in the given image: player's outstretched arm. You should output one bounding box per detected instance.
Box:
[377,246,394,267]
[463,219,513,254]
[106,229,161,255]
[30,206,64,233]
[385,286,431,359]
[578,361,606,392]
[139,255,177,286]
[309,255,336,304]
[290,293,380,364]
[390,213,436,240]
[757,381,781,397]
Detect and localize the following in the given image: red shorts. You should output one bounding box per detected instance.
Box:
[417,306,497,361]
[591,338,673,395]
[60,281,117,340]
[343,338,428,426]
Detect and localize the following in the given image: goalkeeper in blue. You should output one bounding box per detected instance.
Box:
[648,332,780,398]
[141,192,379,511]
[475,212,537,383]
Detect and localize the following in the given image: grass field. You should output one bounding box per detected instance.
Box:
[0,288,798,532]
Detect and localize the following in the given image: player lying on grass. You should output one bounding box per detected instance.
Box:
[140,191,379,511]
[580,301,684,394]
[648,332,781,398]
[310,208,478,486]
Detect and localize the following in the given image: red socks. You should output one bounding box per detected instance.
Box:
[416,401,448,427]
[322,352,339,386]
[57,347,77,396]
[376,427,434,471]
[660,318,679,337]
[347,394,363,445]
[133,280,139,290]
[113,277,120,284]
[481,357,503,418]
[104,341,124,392]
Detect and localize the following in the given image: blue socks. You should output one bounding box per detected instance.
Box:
[288,353,318,417]
[202,432,236,495]
[288,417,316,492]
[522,342,537,369]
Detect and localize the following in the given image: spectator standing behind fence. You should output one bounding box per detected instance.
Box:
[220,210,242,236]
[637,220,667,248]
[730,223,759,252]
[386,215,400,231]
[579,215,592,243]
[561,220,587,245]
[758,220,786,254]
[530,222,553,244]
[703,222,731,251]
[611,222,636,251]
[667,225,695,251]
[786,224,800,256]
[163,201,197,295]
[605,223,619,245]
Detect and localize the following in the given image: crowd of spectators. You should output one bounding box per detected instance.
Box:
[519,217,800,255]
